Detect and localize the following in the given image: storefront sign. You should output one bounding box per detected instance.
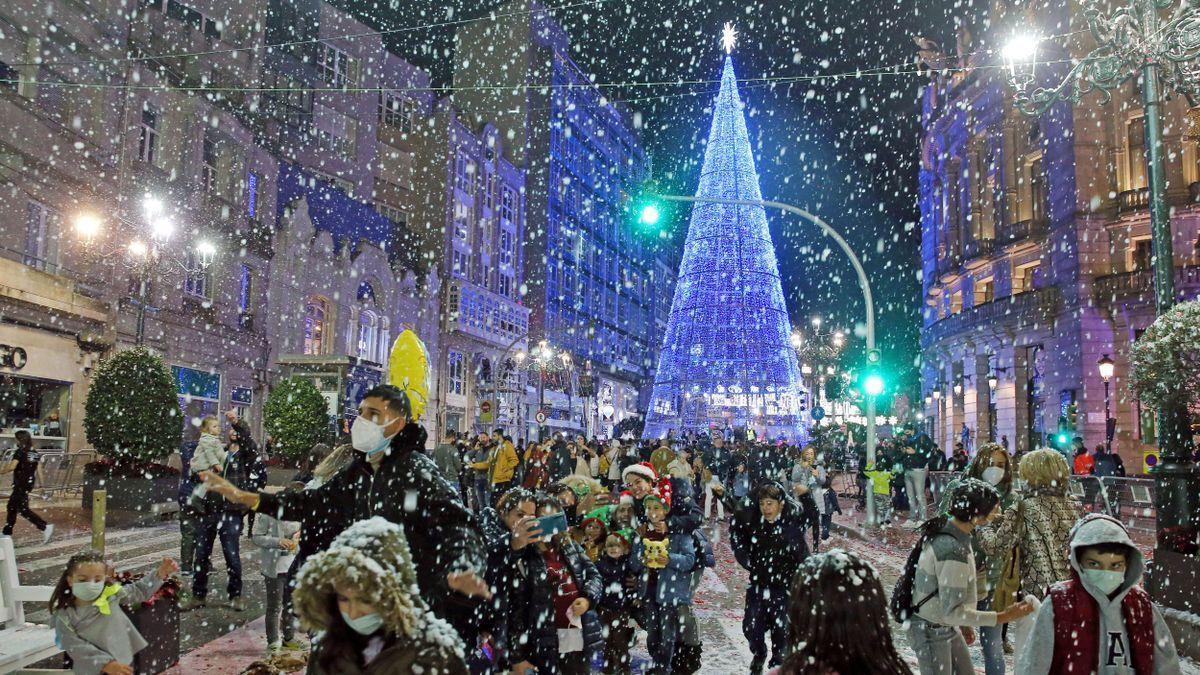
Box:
[0,344,28,370]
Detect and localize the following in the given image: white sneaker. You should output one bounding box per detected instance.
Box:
[42,524,54,544]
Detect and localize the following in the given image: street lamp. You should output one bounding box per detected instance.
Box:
[72,199,217,345]
[1098,354,1115,451]
[1004,1,1200,575]
[518,340,572,441]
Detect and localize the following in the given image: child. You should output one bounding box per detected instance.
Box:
[778,549,910,675]
[902,478,1033,675]
[730,480,810,674]
[188,415,226,506]
[596,533,637,675]
[820,472,842,541]
[609,500,636,541]
[1017,513,1182,674]
[864,460,895,525]
[576,516,608,561]
[251,488,301,655]
[50,550,179,675]
[633,489,695,675]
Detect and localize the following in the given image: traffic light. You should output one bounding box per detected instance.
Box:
[863,373,885,397]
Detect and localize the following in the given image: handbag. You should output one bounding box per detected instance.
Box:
[992,500,1024,612]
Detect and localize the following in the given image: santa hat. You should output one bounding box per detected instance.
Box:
[622,461,658,485]
[643,482,673,509]
[618,491,635,506]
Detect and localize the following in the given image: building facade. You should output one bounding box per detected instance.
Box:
[917,7,1200,469]
[0,0,441,453]
[453,1,672,440]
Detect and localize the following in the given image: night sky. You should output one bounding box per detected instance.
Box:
[340,0,981,391]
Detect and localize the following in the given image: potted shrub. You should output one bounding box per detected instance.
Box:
[263,377,330,466]
[82,347,183,513]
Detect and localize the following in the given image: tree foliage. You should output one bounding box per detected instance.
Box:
[1130,299,1200,410]
[264,377,330,460]
[84,347,182,463]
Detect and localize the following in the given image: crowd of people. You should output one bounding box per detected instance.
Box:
[41,385,1186,674]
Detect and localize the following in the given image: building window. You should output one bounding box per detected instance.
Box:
[313,103,356,158]
[377,203,407,229]
[501,187,516,223]
[950,290,963,315]
[455,152,475,194]
[974,277,995,305]
[379,91,414,132]
[237,264,253,313]
[1028,157,1045,223]
[1013,261,1042,294]
[1131,237,1153,271]
[499,229,514,266]
[448,350,465,396]
[453,201,471,242]
[451,248,468,279]
[139,104,158,163]
[317,43,359,88]
[247,170,258,217]
[202,130,218,192]
[1127,116,1148,190]
[183,249,211,299]
[303,296,330,355]
[357,309,379,362]
[24,201,61,272]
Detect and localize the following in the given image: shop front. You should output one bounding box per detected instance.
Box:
[0,323,97,457]
[276,355,382,437]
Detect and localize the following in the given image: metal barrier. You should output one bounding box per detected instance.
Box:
[926,470,1157,533]
[0,449,94,501]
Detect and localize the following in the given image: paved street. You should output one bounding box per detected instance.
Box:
[12,502,1199,674]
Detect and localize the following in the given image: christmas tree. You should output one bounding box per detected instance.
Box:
[644,27,806,441]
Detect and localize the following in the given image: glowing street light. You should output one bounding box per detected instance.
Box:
[195,240,217,267]
[128,240,149,258]
[1002,32,1040,73]
[74,213,103,243]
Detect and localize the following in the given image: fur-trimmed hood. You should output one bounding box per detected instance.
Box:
[292,517,465,664]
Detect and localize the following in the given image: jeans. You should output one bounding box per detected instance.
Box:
[905,468,929,521]
[907,616,973,675]
[643,601,684,672]
[820,512,833,540]
[977,597,1005,675]
[743,584,789,664]
[473,475,491,512]
[264,575,295,645]
[703,479,724,519]
[192,510,243,599]
[3,485,46,535]
[179,503,199,573]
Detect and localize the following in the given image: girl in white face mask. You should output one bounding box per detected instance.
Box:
[50,549,179,675]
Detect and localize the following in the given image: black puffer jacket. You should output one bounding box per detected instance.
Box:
[258,424,483,619]
[729,480,811,588]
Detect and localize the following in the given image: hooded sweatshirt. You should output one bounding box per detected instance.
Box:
[1017,514,1181,675]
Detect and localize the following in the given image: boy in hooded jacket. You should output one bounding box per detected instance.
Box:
[1017,513,1181,675]
[632,489,695,675]
[730,480,811,674]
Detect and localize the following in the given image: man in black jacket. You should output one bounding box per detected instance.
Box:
[730,480,811,674]
[201,385,488,628]
[1,430,51,542]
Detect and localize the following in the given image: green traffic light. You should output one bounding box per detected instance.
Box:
[638,203,662,226]
[863,373,885,397]
[1057,433,1068,445]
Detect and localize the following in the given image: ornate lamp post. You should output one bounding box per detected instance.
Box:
[1004,1,1198,578]
[791,318,847,418]
[73,195,217,346]
[1098,354,1115,451]
[516,340,572,442]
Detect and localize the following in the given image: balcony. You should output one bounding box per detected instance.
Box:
[1118,187,1151,215]
[996,218,1047,243]
[1093,265,1200,307]
[963,238,995,260]
[921,286,1061,348]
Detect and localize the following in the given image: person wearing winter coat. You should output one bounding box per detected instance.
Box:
[474,432,520,504]
[632,489,695,675]
[201,385,488,636]
[730,480,810,674]
[1017,513,1182,675]
[251,488,301,653]
[532,493,605,674]
[293,517,468,675]
[596,532,637,675]
[549,436,575,483]
[976,449,1083,597]
[700,436,734,521]
[431,429,463,489]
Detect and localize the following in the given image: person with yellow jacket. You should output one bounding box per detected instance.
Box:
[472,430,520,506]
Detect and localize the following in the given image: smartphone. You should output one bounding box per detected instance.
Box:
[536,512,569,537]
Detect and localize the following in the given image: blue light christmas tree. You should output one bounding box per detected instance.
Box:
[643,28,807,441]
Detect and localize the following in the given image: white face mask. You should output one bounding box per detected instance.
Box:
[982,466,1006,486]
[1082,568,1125,595]
[351,416,398,455]
[71,580,106,602]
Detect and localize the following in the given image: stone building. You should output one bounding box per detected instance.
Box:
[917,7,1200,469]
[453,0,673,440]
[407,99,530,440]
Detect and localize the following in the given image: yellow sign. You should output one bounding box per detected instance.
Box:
[1142,450,1159,475]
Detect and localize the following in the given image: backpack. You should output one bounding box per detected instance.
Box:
[890,531,946,623]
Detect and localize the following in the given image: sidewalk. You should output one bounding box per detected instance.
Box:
[163,617,308,675]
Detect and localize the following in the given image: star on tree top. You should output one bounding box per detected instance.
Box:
[721,22,738,54]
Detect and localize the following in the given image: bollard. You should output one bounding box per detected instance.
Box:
[864,476,877,528]
[92,489,106,554]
